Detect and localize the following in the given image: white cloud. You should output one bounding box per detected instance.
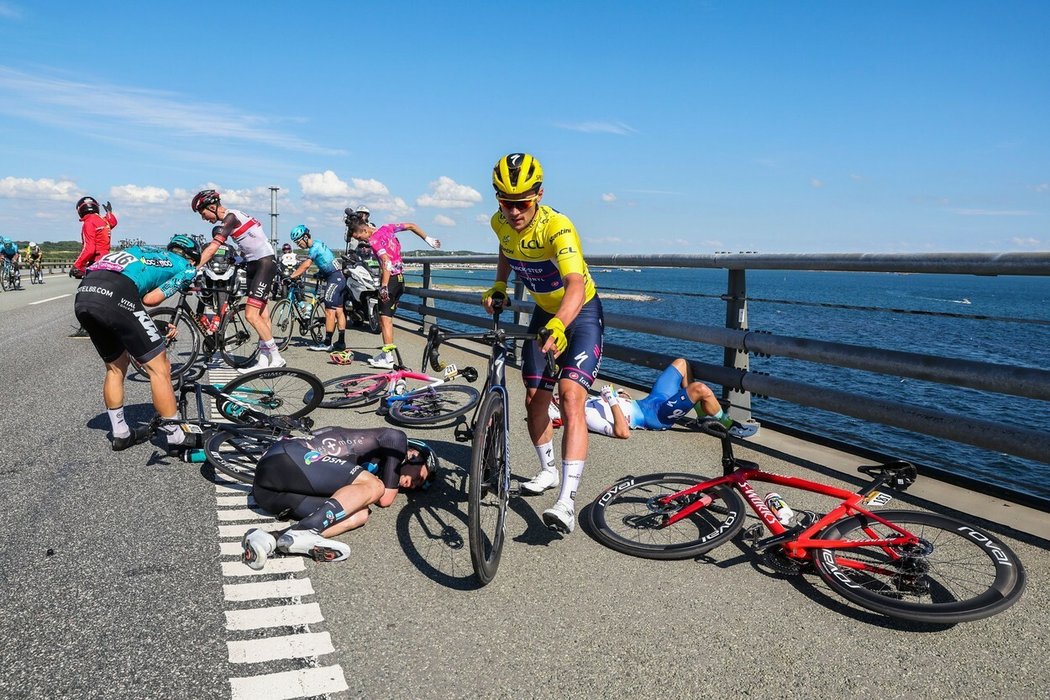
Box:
[433,214,456,226]
[1011,237,1041,247]
[299,170,390,199]
[555,120,636,135]
[110,184,170,205]
[810,178,824,189]
[953,209,1035,217]
[0,176,79,200]
[416,176,482,208]
[601,193,616,202]
[475,213,491,224]
[1029,183,1049,193]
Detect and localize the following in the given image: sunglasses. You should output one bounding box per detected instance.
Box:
[497,196,538,212]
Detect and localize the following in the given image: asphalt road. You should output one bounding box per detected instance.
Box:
[1,273,1047,700]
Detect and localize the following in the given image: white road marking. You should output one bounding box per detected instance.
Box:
[29,294,71,305]
[229,666,348,700]
[225,602,323,631]
[227,631,334,664]
[215,481,251,494]
[216,507,272,522]
[221,558,305,577]
[219,521,286,538]
[219,541,245,557]
[223,578,315,602]
[216,494,257,507]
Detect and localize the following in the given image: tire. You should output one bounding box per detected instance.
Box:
[468,392,509,586]
[218,367,324,424]
[587,472,747,560]
[308,302,326,344]
[812,510,1026,623]
[205,428,279,484]
[218,301,261,368]
[0,268,8,291]
[367,297,380,334]
[387,384,480,426]
[269,299,294,352]
[148,307,201,379]
[320,373,388,409]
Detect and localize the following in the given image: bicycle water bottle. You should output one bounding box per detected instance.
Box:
[394,379,408,396]
[183,449,206,463]
[764,492,794,526]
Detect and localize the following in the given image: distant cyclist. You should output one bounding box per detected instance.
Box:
[191,189,284,371]
[26,242,43,281]
[0,237,21,288]
[74,235,202,451]
[348,218,441,368]
[287,224,348,352]
[549,358,758,439]
[482,152,604,535]
[240,427,436,569]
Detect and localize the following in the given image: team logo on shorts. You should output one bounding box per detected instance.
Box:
[304,450,322,465]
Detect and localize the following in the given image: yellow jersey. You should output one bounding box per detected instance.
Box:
[490,205,597,314]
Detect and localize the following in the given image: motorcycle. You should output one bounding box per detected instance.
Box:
[340,248,380,334]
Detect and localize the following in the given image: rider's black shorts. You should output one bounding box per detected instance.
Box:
[321,270,347,310]
[253,439,368,519]
[244,257,277,309]
[522,295,604,392]
[377,274,404,317]
[73,271,165,364]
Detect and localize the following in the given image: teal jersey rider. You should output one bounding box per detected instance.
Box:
[0,237,17,259]
[88,245,198,298]
[306,239,339,277]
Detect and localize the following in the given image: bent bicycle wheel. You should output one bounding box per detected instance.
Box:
[812,509,1026,623]
[587,472,747,560]
[268,298,294,352]
[218,301,261,368]
[205,428,280,483]
[469,392,509,586]
[148,307,201,379]
[218,367,324,423]
[320,373,388,409]
[387,385,480,426]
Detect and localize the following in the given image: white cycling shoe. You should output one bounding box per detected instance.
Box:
[241,528,277,571]
[266,355,287,369]
[277,529,351,563]
[520,469,559,495]
[542,500,576,534]
[238,354,270,374]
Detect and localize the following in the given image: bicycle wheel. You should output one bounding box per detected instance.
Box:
[148,307,201,379]
[308,302,326,344]
[218,367,324,423]
[387,384,480,426]
[812,509,1026,623]
[468,391,509,586]
[205,427,280,483]
[0,268,8,291]
[218,301,261,368]
[588,472,747,560]
[320,373,387,409]
[268,298,294,352]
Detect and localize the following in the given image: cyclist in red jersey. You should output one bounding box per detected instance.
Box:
[70,196,117,338]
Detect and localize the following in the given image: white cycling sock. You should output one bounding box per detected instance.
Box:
[262,338,278,353]
[557,459,585,505]
[535,441,556,473]
[108,407,130,438]
[160,414,186,446]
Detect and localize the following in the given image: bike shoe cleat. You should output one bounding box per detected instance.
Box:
[277,529,351,563]
[520,469,559,495]
[729,421,759,439]
[237,355,270,374]
[111,424,153,452]
[542,500,576,534]
[242,528,277,571]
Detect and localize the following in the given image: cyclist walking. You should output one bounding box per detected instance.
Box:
[481,152,604,534]
[191,189,285,371]
[287,224,348,352]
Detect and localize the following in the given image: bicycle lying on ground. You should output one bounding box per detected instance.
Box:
[423,293,557,586]
[268,272,325,351]
[320,344,480,426]
[587,417,1026,623]
[152,362,324,483]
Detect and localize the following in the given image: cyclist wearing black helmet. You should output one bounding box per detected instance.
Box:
[69,196,118,337]
[73,235,203,451]
[241,427,437,570]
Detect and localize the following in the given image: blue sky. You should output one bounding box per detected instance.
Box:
[0,1,1047,255]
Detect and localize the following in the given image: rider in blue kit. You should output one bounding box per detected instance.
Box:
[287,224,348,352]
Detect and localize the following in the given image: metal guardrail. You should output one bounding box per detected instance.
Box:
[394,252,1050,508]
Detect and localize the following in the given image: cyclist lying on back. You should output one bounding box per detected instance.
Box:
[549,358,758,439]
[241,426,435,569]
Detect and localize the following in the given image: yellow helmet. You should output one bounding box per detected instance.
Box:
[492,153,543,197]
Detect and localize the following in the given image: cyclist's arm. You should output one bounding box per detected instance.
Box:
[290,257,313,279]
[376,250,392,287]
[607,400,631,439]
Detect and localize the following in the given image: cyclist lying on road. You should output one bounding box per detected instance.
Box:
[549,358,758,439]
[241,426,435,569]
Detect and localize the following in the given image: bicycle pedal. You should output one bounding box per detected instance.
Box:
[742,523,764,543]
[508,483,521,499]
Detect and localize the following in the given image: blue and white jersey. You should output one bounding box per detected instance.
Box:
[307,240,339,277]
[88,246,197,298]
[0,241,17,259]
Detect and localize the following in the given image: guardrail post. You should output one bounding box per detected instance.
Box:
[723,269,753,422]
[421,262,435,333]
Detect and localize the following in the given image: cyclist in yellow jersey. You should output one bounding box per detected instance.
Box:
[482,152,605,535]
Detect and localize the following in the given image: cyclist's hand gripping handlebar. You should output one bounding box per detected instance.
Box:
[537,328,560,377]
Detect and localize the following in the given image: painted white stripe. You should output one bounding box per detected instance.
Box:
[216,507,272,522]
[216,494,257,507]
[223,577,315,602]
[219,521,285,538]
[216,482,251,494]
[219,541,246,557]
[227,631,334,664]
[221,558,304,577]
[225,602,323,631]
[229,665,348,700]
[29,294,71,305]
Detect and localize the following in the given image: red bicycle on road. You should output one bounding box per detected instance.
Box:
[587,418,1026,623]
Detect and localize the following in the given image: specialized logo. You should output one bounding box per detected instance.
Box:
[304,450,323,465]
[574,351,588,366]
[508,153,523,167]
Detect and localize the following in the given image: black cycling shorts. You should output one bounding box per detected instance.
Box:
[523,295,604,392]
[377,274,404,317]
[252,439,368,519]
[73,271,166,364]
[322,271,348,310]
[244,257,277,310]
